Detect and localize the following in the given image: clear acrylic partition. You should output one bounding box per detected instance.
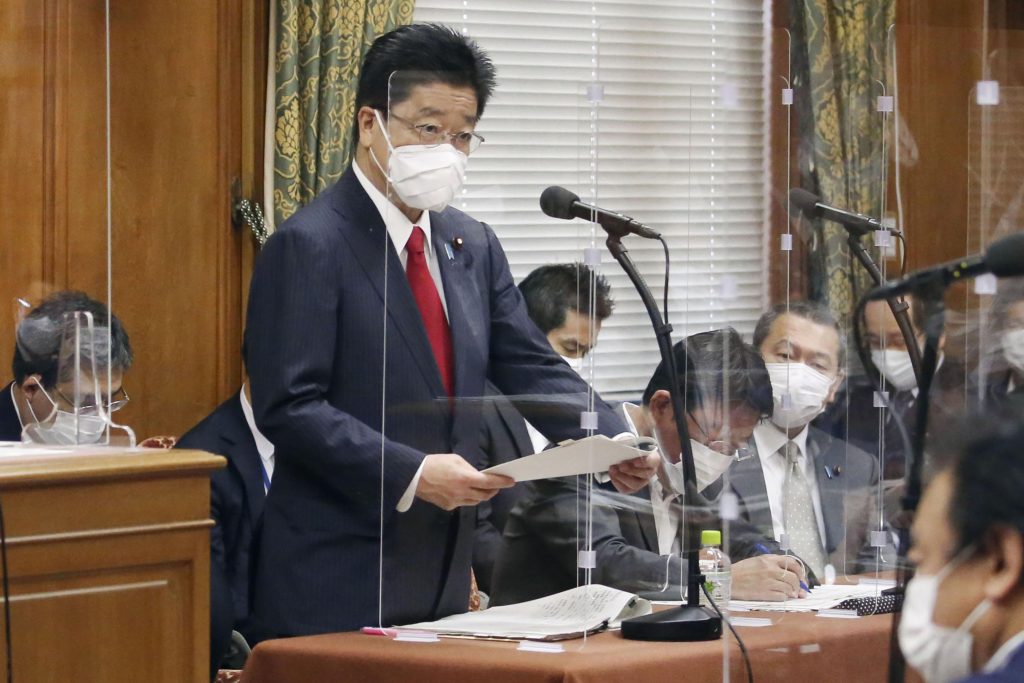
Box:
[376,69,632,631]
[372,2,1019,676]
[18,311,135,447]
[4,0,123,452]
[966,84,1024,410]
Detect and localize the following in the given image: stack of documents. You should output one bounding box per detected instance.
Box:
[399,585,651,641]
[728,583,894,613]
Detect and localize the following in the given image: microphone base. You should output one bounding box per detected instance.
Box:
[620,605,722,642]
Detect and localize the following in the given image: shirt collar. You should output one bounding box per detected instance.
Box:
[620,402,647,438]
[9,384,23,430]
[239,386,275,462]
[353,159,433,256]
[984,629,1024,673]
[754,420,810,463]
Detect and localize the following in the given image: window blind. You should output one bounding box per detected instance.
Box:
[414,0,770,395]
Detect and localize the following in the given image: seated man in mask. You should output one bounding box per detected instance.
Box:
[978,278,1024,409]
[2,291,132,444]
[718,302,880,579]
[899,409,1024,683]
[491,328,808,605]
[818,295,961,480]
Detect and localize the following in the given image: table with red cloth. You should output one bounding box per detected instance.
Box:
[240,610,897,683]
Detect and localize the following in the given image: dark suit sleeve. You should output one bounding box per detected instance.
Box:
[516,478,686,595]
[245,226,424,526]
[480,225,626,441]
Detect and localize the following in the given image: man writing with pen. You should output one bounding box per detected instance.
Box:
[491,328,809,605]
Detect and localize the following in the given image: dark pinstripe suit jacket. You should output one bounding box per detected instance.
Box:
[244,168,625,637]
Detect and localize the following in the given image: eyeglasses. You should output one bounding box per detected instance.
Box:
[385,112,485,153]
[55,386,130,415]
[689,411,751,459]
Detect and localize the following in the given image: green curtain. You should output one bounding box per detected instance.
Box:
[792,0,894,326]
[270,0,415,229]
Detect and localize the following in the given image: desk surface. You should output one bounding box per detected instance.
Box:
[241,610,895,683]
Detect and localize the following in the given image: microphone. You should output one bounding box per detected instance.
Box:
[789,188,896,237]
[540,186,661,240]
[866,232,1024,300]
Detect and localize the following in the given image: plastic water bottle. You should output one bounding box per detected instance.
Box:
[698,529,731,609]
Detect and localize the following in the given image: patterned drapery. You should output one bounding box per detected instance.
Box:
[793,0,895,325]
[270,0,415,229]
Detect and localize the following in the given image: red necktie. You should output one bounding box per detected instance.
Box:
[405,226,454,396]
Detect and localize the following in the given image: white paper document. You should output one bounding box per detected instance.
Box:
[398,584,651,641]
[728,583,890,613]
[482,434,642,483]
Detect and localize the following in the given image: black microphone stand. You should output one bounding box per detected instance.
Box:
[846,234,923,382]
[605,233,722,641]
[883,275,946,683]
[853,273,946,683]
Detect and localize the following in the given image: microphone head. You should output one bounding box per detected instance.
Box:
[985,232,1024,278]
[789,188,822,218]
[540,186,580,220]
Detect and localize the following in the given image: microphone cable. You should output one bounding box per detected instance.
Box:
[701,583,753,683]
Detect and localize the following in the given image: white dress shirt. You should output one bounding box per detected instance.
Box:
[239,386,275,493]
[523,420,547,456]
[353,160,449,318]
[753,422,827,545]
[621,403,680,556]
[353,160,449,512]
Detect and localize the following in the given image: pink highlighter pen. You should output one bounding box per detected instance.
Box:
[361,627,398,637]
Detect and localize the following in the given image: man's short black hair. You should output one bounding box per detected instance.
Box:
[353,23,497,141]
[12,291,133,388]
[641,327,773,419]
[518,263,614,334]
[937,406,1024,575]
[752,300,847,368]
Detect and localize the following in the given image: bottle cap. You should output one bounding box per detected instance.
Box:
[701,530,721,546]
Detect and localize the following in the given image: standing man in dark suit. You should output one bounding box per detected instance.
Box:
[176,383,272,642]
[474,263,614,594]
[244,24,658,637]
[492,329,807,605]
[2,291,132,443]
[726,302,880,578]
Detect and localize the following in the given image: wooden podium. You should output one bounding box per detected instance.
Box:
[0,447,224,682]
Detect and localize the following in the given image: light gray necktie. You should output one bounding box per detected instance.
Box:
[782,441,826,578]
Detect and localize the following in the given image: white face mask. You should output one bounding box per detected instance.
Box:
[872,348,918,392]
[899,551,992,683]
[765,362,834,430]
[21,384,108,446]
[1001,329,1024,374]
[560,354,590,381]
[372,110,468,212]
[654,429,735,494]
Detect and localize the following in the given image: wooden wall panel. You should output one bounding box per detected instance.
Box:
[0,1,48,357]
[1,1,264,439]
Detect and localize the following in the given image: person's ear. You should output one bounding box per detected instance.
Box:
[983,526,1024,603]
[356,106,380,149]
[649,390,674,424]
[826,370,845,405]
[19,374,43,399]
